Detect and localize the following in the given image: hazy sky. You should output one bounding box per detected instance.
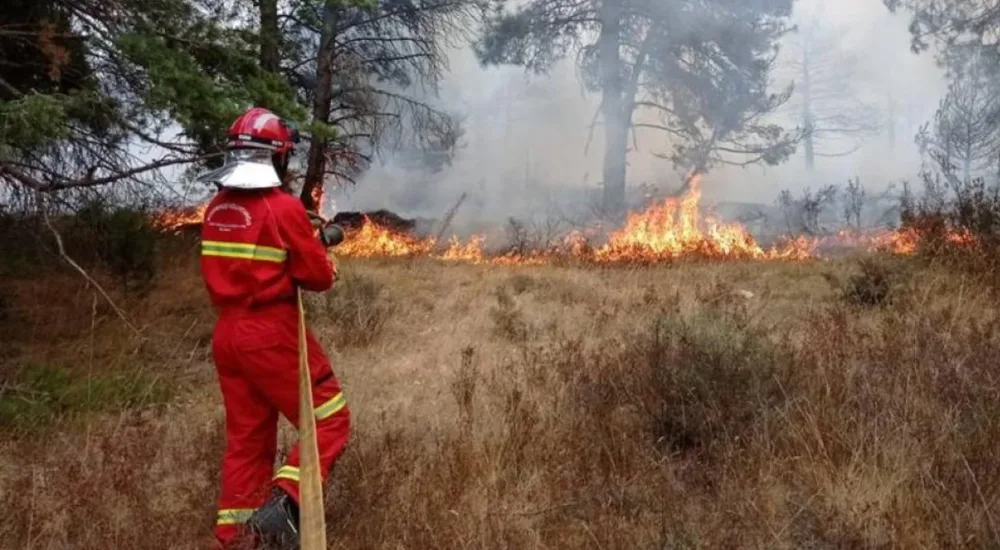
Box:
[330,0,950,221]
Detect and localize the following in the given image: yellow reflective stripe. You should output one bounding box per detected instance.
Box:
[201,241,286,262]
[201,241,285,256]
[217,508,255,525]
[315,392,346,420]
[275,465,300,482]
[201,240,287,263]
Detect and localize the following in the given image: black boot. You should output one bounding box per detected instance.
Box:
[247,489,300,550]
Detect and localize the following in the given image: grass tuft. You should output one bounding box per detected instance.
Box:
[321,271,396,348]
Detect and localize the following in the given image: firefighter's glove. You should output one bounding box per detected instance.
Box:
[306,210,325,230]
[319,223,345,248]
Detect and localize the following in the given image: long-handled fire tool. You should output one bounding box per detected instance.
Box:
[297,214,344,550]
[295,285,325,550]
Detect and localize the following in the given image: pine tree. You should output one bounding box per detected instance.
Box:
[476,0,802,213]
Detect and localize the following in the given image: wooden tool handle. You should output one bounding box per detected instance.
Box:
[297,288,327,549]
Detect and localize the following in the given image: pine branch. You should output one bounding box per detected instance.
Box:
[1,156,199,192]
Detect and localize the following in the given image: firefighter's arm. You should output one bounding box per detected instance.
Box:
[279,199,336,292]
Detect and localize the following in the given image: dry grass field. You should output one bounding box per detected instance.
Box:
[2,243,999,549]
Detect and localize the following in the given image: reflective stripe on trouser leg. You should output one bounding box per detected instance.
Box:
[265,329,350,506]
[314,392,346,420]
[274,393,351,504]
[213,326,282,547]
[271,393,345,484]
[217,508,256,526]
[275,465,300,482]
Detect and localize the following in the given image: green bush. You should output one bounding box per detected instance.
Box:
[0,362,171,434]
[0,210,44,275]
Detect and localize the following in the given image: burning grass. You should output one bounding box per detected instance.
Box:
[148,175,965,268]
[2,245,1000,548]
[591,177,814,261]
[318,176,835,263]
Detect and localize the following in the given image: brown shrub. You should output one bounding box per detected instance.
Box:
[320,271,396,348]
[902,173,1000,292]
[827,255,911,308]
[489,285,533,342]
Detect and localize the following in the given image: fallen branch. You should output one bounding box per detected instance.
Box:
[0,74,22,97]
[434,192,467,247]
[38,197,144,340]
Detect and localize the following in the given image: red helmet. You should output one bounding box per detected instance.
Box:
[201,107,301,189]
[226,107,298,155]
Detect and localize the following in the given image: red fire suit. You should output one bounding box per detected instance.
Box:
[199,187,351,546]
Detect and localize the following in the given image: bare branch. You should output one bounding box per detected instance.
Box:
[1,156,201,192]
[38,194,144,339]
[0,74,22,97]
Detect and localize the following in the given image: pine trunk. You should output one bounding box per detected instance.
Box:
[258,0,280,73]
[598,0,627,215]
[300,5,337,212]
[802,47,815,170]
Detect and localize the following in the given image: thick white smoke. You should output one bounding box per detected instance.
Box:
[323,0,950,226]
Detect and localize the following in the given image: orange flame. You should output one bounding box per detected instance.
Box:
[871,227,920,255]
[336,215,435,257]
[310,186,329,218]
[147,175,980,265]
[591,175,812,262]
[946,228,978,247]
[438,235,487,263]
[871,226,977,254]
[150,204,208,232]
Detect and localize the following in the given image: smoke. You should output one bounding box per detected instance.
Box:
[327,57,607,226]
[728,0,947,201]
[702,0,946,204]
[324,0,950,227]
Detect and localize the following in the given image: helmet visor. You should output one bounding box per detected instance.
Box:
[224,147,275,167]
[194,147,281,189]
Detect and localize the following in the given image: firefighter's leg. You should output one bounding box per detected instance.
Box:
[238,324,351,505]
[214,359,279,546]
[273,355,351,504]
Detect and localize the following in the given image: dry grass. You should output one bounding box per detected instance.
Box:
[2,246,1000,549]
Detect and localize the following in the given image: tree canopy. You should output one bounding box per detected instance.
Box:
[774,16,882,169]
[886,0,1000,185]
[476,0,802,212]
[0,0,478,211]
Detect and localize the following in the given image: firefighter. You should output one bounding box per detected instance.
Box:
[197,106,351,549]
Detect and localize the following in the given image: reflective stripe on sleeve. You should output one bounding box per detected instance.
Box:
[201,240,287,263]
[217,508,255,525]
[314,392,346,421]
